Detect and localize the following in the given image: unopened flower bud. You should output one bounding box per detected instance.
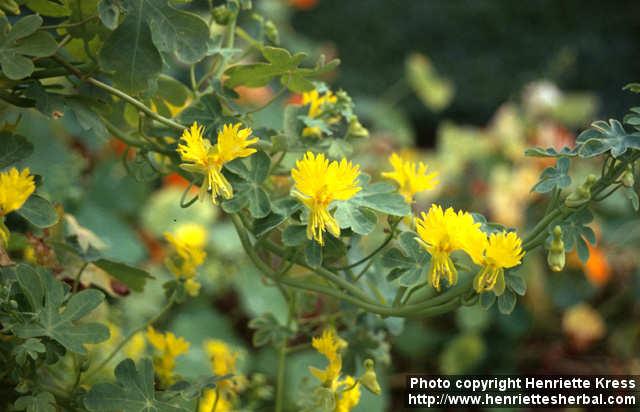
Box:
[360,359,381,395]
[565,174,597,208]
[80,357,91,372]
[347,118,369,138]
[621,165,635,188]
[211,5,232,25]
[264,20,279,45]
[547,226,565,272]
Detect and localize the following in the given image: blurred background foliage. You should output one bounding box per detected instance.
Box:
[2,0,640,411]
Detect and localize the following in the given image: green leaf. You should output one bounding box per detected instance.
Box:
[283,104,305,141]
[94,259,153,292]
[248,313,293,347]
[14,391,56,412]
[524,146,577,158]
[380,232,430,287]
[506,273,526,296]
[334,202,377,235]
[531,157,571,193]
[225,151,270,182]
[84,358,190,412]
[497,289,516,314]
[221,152,272,218]
[16,195,59,228]
[24,84,108,139]
[13,337,46,366]
[98,0,121,30]
[99,3,162,93]
[623,107,640,130]
[252,212,287,237]
[577,119,640,158]
[14,267,109,354]
[151,75,192,118]
[141,0,209,63]
[165,375,230,402]
[225,46,306,89]
[225,47,339,92]
[333,175,409,235]
[0,132,34,168]
[623,83,640,94]
[550,208,595,264]
[128,150,159,182]
[15,264,44,311]
[0,15,57,79]
[180,95,236,132]
[479,292,496,310]
[22,0,71,16]
[350,176,411,216]
[282,224,307,246]
[305,240,322,267]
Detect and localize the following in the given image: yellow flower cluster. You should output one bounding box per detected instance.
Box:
[470,231,525,295]
[415,204,525,294]
[291,152,361,245]
[178,122,258,204]
[0,167,36,245]
[0,167,35,215]
[302,89,338,138]
[164,222,207,296]
[146,326,190,387]
[309,329,361,412]
[382,152,439,203]
[199,339,245,412]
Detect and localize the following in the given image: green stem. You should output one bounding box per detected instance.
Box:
[329,219,400,270]
[51,55,185,131]
[72,262,89,293]
[260,239,377,305]
[274,344,286,412]
[80,293,176,384]
[189,64,198,92]
[392,286,407,307]
[40,14,99,30]
[522,152,640,252]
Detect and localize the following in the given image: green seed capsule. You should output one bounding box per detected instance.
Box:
[547,226,565,272]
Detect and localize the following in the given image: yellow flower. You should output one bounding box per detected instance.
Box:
[177,122,258,204]
[204,339,245,395]
[415,204,485,291]
[309,329,362,411]
[146,327,190,386]
[335,376,361,412]
[184,278,201,297]
[164,223,207,278]
[0,167,35,215]
[199,388,233,412]
[302,89,338,138]
[381,152,439,203]
[291,152,361,245]
[309,328,347,386]
[472,231,524,295]
[123,331,146,361]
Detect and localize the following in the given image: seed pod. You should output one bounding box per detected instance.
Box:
[565,174,597,208]
[547,226,565,272]
[264,20,279,44]
[621,165,635,188]
[360,359,381,395]
[347,118,369,138]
